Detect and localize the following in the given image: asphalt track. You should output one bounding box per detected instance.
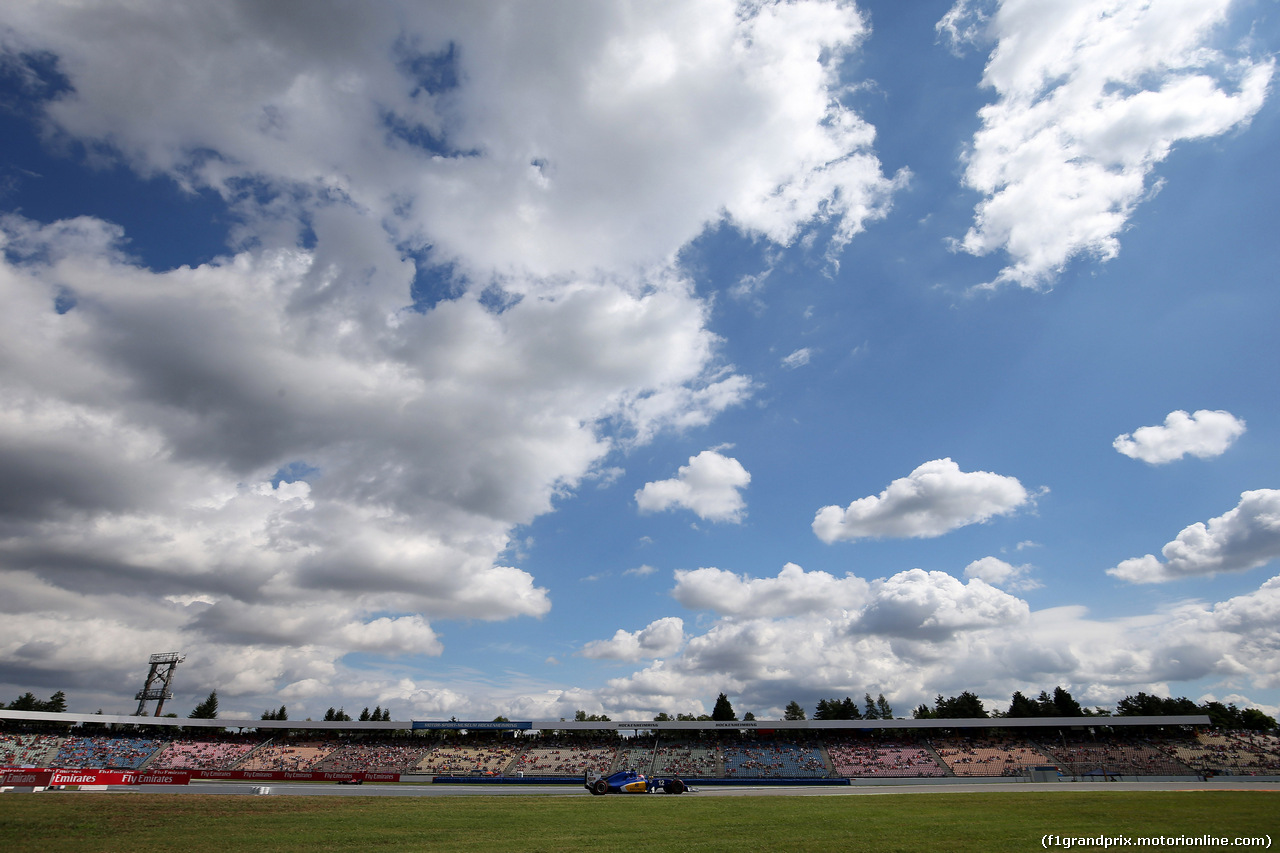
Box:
[83,778,1280,798]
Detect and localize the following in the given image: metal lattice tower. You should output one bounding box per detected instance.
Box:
[134,652,185,716]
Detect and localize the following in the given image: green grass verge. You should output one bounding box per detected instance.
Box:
[1,791,1276,852]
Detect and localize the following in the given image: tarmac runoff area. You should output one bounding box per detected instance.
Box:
[46,778,1280,798]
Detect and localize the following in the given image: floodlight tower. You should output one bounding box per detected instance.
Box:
[134,652,185,716]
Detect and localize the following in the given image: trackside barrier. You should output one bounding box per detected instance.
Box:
[188,770,400,783]
[2,769,399,786]
[432,775,849,787]
[2,769,192,787]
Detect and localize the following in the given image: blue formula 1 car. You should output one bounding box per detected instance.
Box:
[584,769,687,795]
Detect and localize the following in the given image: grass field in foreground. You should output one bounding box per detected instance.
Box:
[1,791,1276,852]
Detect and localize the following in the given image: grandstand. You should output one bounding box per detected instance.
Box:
[650,740,721,777]
[722,739,827,778]
[932,735,1058,777]
[511,735,618,777]
[51,735,162,769]
[7,707,1277,783]
[0,732,65,767]
[617,736,721,778]
[313,740,436,774]
[1152,731,1280,776]
[825,737,948,778]
[146,737,257,770]
[415,742,522,776]
[1041,735,1194,777]
[236,740,338,771]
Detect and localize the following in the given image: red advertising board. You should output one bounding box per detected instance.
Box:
[2,769,190,786]
[3,768,400,785]
[3,770,53,787]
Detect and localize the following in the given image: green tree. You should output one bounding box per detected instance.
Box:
[875,694,894,720]
[189,690,219,719]
[5,691,66,712]
[742,711,756,721]
[1239,708,1277,731]
[813,696,863,720]
[1053,686,1084,716]
[934,692,988,719]
[863,693,879,720]
[711,692,736,722]
[1007,690,1038,717]
[653,712,674,722]
[783,700,806,721]
[6,692,38,711]
[1116,693,1198,716]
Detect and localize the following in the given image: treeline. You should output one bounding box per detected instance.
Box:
[1,688,398,726]
[7,686,1274,732]
[907,687,1276,731]
[649,693,758,723]
[317,706,393,722]
[4,691,67,713]
[1116,692,1275,731]
[767,686,1275,731]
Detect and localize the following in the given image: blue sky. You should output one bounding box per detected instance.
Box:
[1,0,1278,723]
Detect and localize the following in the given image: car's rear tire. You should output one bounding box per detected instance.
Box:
[593,779,609,795]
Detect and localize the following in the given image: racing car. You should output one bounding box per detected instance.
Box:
[584,769,687,795]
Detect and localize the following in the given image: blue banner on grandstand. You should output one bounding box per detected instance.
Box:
[412,720,531,730]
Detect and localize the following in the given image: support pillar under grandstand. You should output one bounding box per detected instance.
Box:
[133,652,185,716]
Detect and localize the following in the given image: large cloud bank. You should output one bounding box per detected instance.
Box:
[580,563,1280,719]
[0,0,901,714]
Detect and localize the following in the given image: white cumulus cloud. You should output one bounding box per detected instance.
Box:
[1108,490,1280,583]
[1113,409,1246,464]
[964,556,1041,591]
[580,617,685,661]
[673,563,871,618]
[636,450,751,523]
[855,569,1030,640]
[812,458,1032,543]
[947,0,1274,289]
